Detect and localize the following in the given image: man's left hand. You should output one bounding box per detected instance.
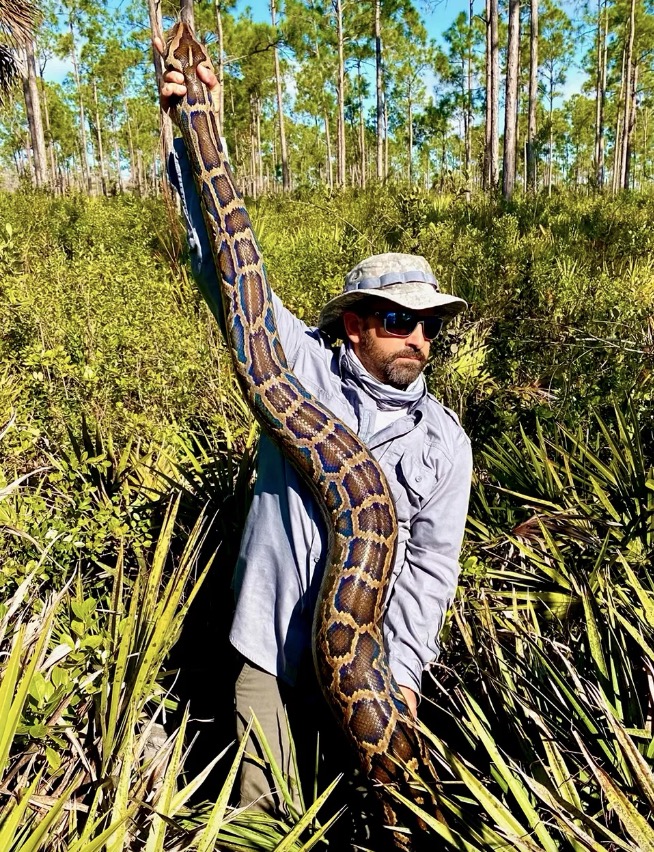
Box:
[400,685,418,717]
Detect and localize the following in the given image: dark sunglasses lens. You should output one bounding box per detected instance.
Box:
[384,311,415,335]
[422,317,443,339]
[383,312,443,340]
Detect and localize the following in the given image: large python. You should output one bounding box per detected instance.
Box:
[165,22,442,848]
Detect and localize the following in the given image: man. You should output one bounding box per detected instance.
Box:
[160,57,472,820]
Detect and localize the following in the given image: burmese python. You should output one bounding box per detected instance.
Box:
[165,22,442,848]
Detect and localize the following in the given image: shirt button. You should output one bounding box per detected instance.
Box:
[415,475,422,482]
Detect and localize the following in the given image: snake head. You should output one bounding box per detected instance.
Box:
[164,21,215,110]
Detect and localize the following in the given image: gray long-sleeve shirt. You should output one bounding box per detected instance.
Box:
[169,143,473,694]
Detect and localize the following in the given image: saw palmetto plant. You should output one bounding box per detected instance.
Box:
[0,413,341,851]
[400,397,654,850]
[1,186,654,849]
[0,0,39,94]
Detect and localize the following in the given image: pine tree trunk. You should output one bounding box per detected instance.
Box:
[490,0,500,189]
[464,0,473,200]
[461,57,468,191]
[147,0,174,179]
[408,96,413,184]
[612,47,626,193]
[38,67,58,193]
[68,15,91,192]
[113,134,124,193]
[356,60,366,188]
[384,98,389,179]
[624,63,638,189]
[593,0,607,188]
[324,110,333,190]
[271,0,290,190]
[180,0,195,28]
[336,0,346,187]
[22,40,48,188]
[256,97,263,191]
[484,0,491,189]
[620,0,636,190]
[137,148,144,196]
[375,0,384,181]
[515,77,521,188]
[215,0,225,130]
[24,133,35,182]
[527,0,538,190]
[642,105,649,183]
[503,0,520,200]
[359,97,366,188]
[250,98,257,198]
[123,84,137,191]
[93,80,108,196]
[548,77,554,195]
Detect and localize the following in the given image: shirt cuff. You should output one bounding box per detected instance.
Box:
[167,139,225,330]
[389,654,423,698]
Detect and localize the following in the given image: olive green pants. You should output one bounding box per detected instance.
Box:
[234,659,302,813]
[234,657,392,848]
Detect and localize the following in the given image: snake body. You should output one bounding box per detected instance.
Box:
[165,22,440,847]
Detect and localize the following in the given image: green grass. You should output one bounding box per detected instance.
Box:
[0,185,653,849]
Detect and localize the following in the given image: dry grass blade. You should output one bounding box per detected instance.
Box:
[455,690,559,852]
[522,773,630,852]
[271,775,341,852]
[249,713,301,820]
[385,787,483,851]
[0,772,43,847]
[144,709,190,851]
[0,607,55,774]
[195,718,254,852]
[597,694,654,809]
[575,733,654,850]
[422,729,540,848]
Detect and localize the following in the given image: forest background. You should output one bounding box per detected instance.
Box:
[0,0,654,849]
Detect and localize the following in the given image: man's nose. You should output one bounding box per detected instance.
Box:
[405,321,428,346]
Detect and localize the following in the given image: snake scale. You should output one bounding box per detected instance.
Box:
[165,22,442,848]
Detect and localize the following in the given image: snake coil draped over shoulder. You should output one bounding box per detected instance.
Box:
[165,21,444,849]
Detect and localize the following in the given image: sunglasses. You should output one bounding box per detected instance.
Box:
[370,310,444,341]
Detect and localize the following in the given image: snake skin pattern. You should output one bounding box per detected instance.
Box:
[165,22,442,848]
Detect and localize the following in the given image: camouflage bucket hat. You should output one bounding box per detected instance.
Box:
[318,252,467,332]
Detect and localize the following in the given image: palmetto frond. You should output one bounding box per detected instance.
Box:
[0,0,38,46]
[0,0,39,93]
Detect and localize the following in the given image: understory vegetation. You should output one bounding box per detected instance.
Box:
[0,185,653,850]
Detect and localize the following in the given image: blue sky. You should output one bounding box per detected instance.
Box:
[43,0,589,102]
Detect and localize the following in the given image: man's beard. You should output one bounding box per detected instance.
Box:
[359,331,427,389]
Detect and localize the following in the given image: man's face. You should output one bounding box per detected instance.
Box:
[343,298,438,389]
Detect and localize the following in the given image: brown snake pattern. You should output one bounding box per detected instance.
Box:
[165,22,442,848]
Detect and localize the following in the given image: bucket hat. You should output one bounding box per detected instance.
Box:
[318,252,467,332]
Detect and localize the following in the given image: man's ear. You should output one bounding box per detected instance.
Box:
[342,310,362,344]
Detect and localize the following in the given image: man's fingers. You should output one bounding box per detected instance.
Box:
[153,34,218,91]
[399,686,418,718]
[161,82,187,99]
[164,70,185,85]
[197,63,218,89]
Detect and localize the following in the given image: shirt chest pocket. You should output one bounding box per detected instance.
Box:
[383,452,427,542]
[394,451,434,513]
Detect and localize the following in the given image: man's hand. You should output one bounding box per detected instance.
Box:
[400,685,418,718]
[152,36,218,116]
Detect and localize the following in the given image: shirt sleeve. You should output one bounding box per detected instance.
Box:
[384,430,473,695]
[167,139,309,362]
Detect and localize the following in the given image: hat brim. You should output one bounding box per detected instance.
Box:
[318,281,468,331]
